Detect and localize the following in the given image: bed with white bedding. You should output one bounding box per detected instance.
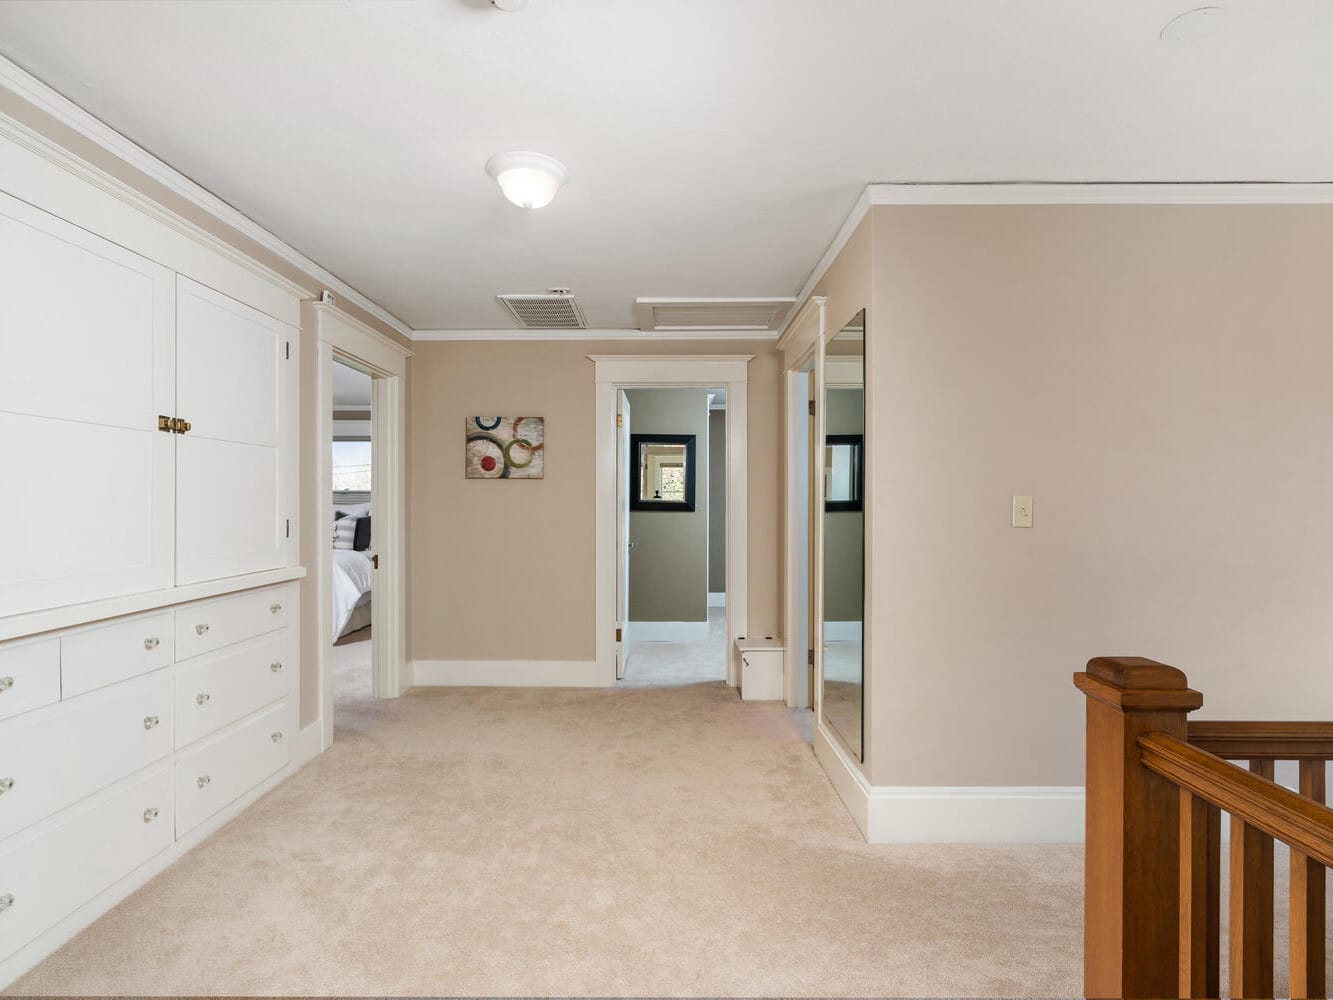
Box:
[332,547,373,640]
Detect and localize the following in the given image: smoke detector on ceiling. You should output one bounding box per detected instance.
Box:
[497,291,587,330]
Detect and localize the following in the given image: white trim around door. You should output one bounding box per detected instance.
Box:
[591,355,752,687]
[310,302,411,752]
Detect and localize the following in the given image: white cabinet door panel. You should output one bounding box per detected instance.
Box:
[174,277,292,585]
[0,193,175,616]
[0,415,173,617]
[176,437,281,584]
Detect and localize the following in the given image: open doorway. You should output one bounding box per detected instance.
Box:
[330,358,374,710]
[616,386,727,688]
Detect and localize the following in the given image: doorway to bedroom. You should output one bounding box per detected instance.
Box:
[330,358,375,710]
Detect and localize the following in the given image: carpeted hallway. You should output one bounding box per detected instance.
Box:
[8,678,1086,997]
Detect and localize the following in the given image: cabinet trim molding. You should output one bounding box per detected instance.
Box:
[0,568,307,645]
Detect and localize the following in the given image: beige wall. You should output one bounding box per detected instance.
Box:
[626,388,710,623]
[409,340,783,664]
[862,203,1333,787]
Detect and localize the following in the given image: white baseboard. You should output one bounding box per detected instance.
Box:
[707,592,726,608]
[813,725,1084,844]
[0,758,297,990]
[410,659,605,687]
[294,720,324,766]
[823,620,863,641]
[626,620,709,642]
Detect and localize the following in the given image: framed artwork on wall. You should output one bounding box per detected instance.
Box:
[465,416,545,479]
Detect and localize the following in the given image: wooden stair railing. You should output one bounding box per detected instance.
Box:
[1074,657,1333,1000]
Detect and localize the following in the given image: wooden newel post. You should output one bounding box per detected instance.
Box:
[1074,657,1203,1000]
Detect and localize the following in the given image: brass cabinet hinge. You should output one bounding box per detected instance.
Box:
[157,415,192,434]
[616,627,622,642]
[616,413,623,428]
[807,648,815,666]
[808,400,815,417]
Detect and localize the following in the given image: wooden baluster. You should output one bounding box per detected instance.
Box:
[1179,789,1221,998]
[1074,657,1202,1000]
[1290,759,1327,1000]
[1230,758,1276,1000]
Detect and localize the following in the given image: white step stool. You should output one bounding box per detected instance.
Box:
[734,636,784,701]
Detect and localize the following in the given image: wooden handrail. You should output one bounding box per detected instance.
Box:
[1188,720,1333,760]
[1139,732,1333,866]
[1075,656,1333,1000]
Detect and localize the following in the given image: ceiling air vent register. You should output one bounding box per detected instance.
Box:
[497,292,587,330]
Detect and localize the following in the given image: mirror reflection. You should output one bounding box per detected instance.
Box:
[630,434,697,511]
[822,309,865,761]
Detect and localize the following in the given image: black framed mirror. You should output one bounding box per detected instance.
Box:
[823,434,863,512]
[630,433,697,511]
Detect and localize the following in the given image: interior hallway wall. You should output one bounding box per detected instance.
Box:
[626,389,710,624]
[863,202,1333,788]
[708,408,726,594]
[408,340,782,664]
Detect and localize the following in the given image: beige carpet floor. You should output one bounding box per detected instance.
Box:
[7,675,1095,996]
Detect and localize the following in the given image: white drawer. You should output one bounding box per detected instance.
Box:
[61,613,173,699]
[174,632,290,749]
[0,639,59,724]
[174,586,289,662]
[0,764,172,963]
[174,700,289,837]
[0,671,173,841]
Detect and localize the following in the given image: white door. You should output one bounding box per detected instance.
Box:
[615,390,631,679]
[0,192,175,617]
[175,277,295,585]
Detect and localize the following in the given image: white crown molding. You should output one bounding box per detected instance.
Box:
[413,328,781,342]
[780,180,1333,339]
[311,302,413,359]
[0,53,413,339]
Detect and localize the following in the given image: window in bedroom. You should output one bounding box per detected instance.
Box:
[332,440,372,492]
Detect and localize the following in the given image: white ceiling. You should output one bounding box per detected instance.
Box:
[332,360,372,408]
[0,0,1330,333]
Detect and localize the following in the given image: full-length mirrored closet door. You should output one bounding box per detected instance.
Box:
[821,309,865,761]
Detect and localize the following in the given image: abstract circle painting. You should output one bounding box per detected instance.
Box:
[464,416,545,479]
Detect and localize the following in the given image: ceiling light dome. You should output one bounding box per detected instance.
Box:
[485,151,568,209]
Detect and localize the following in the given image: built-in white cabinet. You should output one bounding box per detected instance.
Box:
[0,582,295,977]
[176,277,293,585]
[0,191,176,618]
[0,196,297,619]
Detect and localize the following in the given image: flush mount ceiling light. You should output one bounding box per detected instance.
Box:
[485,151,568,209]
[491,0,528,10]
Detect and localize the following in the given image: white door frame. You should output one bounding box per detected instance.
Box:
[312,303,411,750]
[782,298,827,709]
[591,355,753,687]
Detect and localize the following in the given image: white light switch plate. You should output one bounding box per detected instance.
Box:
[1012,495,1033,528]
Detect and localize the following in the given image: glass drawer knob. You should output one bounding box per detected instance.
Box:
[195,692,211,705]
[195,623,210,636]
[0,894,12,913]
[0,778,12,796]
[270,603,283,614]
[0,677,12,693]
[144,715,160,730]
[271,731,284,743]
[143,807,159,823]
[144,637,160,650]
[196,775,211,789]
[270,661,283,673]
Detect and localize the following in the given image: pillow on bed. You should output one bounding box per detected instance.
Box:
[353,515,372,552]
[334,510,347,521]
[333,517,356,550]
[335,503,371,520]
